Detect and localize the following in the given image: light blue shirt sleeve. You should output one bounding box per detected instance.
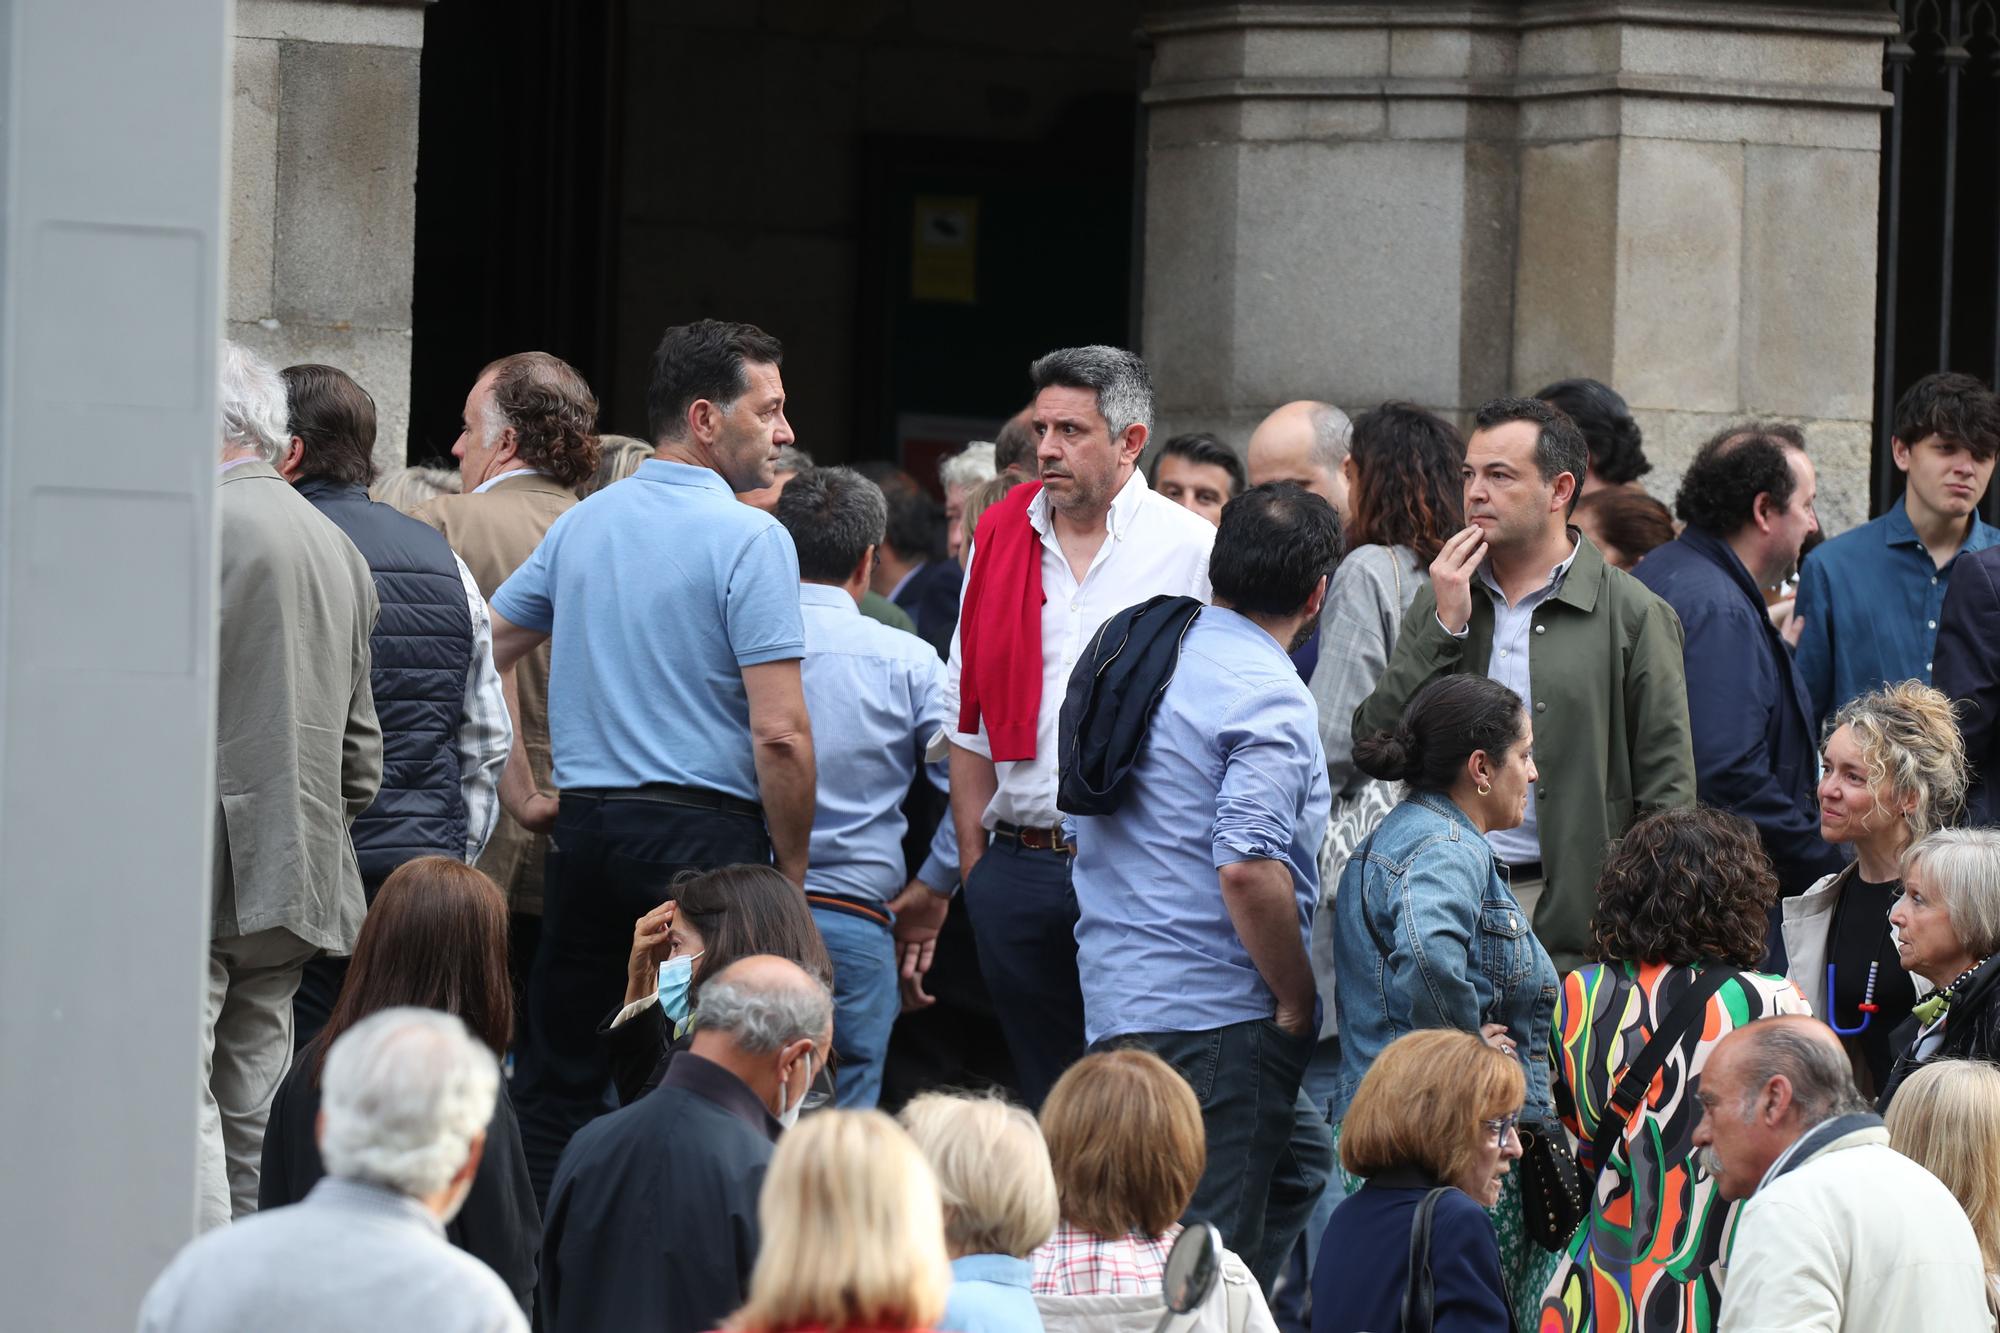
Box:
[724,525,807,666]
[1211,685,1319,869]
[491,522,557,633]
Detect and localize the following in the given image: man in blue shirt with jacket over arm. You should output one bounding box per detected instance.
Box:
[774,466,951,1107]
[1065,482,1339,1297]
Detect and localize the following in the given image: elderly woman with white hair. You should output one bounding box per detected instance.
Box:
[139,1007,524,1332]
[1879,828,2000,1107]
[901,1093,1059,1333]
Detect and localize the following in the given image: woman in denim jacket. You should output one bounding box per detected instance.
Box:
[1329,674,1559,1326]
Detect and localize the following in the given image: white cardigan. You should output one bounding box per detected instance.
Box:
[1781,868,1931,1017]
[1717,1124,1994,1332]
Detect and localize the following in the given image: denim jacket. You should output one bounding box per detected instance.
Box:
[1329,790,1558,1123]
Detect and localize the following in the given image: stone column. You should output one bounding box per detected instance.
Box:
[1139,1,1895,531]
[230,0,427,474]
[1510,3,1894,530]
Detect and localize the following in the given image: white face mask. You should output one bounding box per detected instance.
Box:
[777,1052,814,1131]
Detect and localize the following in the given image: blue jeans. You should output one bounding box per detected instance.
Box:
[810,905,899,1108]
[960,839,1087,1107]
[1117,1019,1332,1295]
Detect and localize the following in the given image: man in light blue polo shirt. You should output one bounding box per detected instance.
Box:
[487,319,817,1199]
[1068,482,1338,1294]
[772,467,950,1107]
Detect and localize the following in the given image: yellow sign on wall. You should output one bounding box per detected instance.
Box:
[912,195,979,303]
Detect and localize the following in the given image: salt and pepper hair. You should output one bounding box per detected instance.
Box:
[1030,345,1154,439]
[319,1007,500,1200]
[694,966,834,1056]
[1736,1022,1871,1128]
[1902,828,2000,959]
[1307,401,1354,473]
[939,442,998,493]
[219,341,289,462]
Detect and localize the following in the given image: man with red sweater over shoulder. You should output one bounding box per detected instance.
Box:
[901,345,1214,1104]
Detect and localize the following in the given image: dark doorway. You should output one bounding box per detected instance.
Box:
[854,92,1138,479]
[406,0,624,464]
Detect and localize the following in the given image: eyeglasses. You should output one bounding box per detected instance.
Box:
[1481,1112,1521,1148]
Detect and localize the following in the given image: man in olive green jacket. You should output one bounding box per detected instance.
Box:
[1354,397,1695,970]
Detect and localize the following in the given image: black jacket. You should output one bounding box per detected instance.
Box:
[1634,529,1841,895]
[1058,595,1204,817]
[297,477,474,882]
[1879,954,2000,1108]
[541,1053,779,1333]
[258,1045,541,1313]
[891,557,964,661]
[1934,543,2000,825]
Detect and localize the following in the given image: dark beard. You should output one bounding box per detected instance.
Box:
[1285,619,1314,655]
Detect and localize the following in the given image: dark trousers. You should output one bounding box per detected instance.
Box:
[514,791,769,1204]
[291,874,387,1052]
[960,839,1087,1107]
[1120,1019,1332,1295]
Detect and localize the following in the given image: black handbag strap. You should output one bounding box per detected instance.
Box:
[1587,965,1738,1174]
[1400,1186,1449,1333]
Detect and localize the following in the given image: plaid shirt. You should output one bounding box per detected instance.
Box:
[1030,1221,1182,1296]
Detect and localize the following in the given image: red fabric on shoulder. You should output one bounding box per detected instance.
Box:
[957,481,1046,762]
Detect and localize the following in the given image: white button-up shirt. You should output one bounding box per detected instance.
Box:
[943,469,1214,830]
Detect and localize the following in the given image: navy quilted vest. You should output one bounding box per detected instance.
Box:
[298,478,473,883]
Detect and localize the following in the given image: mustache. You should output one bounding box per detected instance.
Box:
[1696,1147,1724,1178]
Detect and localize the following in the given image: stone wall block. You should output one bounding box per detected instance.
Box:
[230,37,279,323]
[1243,25,1390,79]
[1150,29,1249,82]
[273,40,419,328]
[1457,137,1521,409]
[1516,22,1621,78]
[1232,140,1468,409]
[1610,136,1744,414]
[1620,97,1882,152]
[1740,146,1879,422]
[1388,98,1469,141]
[1150,99,1248,147]
[1511,138,1619,392]
[1619,26,1886,88]
[1238,98,1388,142]
[1142,143,1242,411]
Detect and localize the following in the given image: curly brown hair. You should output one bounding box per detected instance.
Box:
[482,351,601,487]
[1588,806,1776,968]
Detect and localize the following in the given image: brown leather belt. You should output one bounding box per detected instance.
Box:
[994,820,1075,855]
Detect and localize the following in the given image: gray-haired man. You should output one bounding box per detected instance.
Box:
[539,955,833,1333]
[926,345,1215,1105]
[140,1008,524,1333]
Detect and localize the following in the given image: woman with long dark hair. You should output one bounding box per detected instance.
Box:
[1536,378,1649,493]
[602,862,834,1104]
[258,856,537,1314]
[1308,403,1464,1017]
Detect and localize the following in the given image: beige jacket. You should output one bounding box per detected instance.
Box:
[213,462,381,951]
[416,472,575,914]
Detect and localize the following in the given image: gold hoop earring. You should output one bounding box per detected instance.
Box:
[1477,782,1492,796]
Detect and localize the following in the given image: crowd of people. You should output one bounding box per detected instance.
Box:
[150,319,2000,1333]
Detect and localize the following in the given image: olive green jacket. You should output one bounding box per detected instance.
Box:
[1352,533,1696,970]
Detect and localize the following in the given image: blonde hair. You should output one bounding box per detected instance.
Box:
[1902,828,2000,958]
[959,473,1028,568]
[728,1110,950,1332]
[1039,1049,1204,1239]
[1829,681,1968,842]
[1340,1030,1524,1185]
[899,1092,1059,1259]
[579,434,655,497]
[1886,1060,2000,1278]
[370,465,461,516]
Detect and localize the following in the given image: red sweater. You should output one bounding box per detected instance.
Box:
[956,482,1046,762]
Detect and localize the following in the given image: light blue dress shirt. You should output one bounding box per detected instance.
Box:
[941,1253,1044,1333]
[1070,607,1331,1046]
[492,460,805,799]
[798,582,949,903]
[1470,542,1577,867]
[1793,502,2000,732]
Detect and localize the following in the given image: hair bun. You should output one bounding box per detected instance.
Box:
[1354,726,1415,783]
